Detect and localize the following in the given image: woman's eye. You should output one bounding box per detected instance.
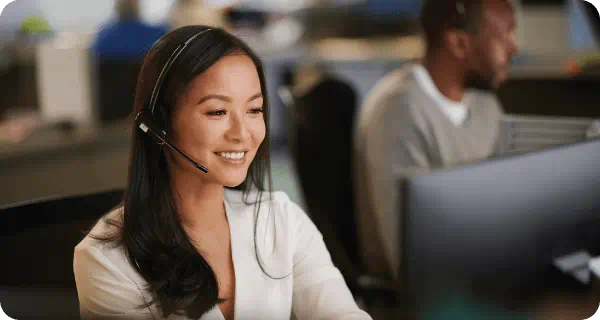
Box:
[207,110,226,116]
[249,108,264,114]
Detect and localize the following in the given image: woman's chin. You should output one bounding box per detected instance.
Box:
[220,174,248,188]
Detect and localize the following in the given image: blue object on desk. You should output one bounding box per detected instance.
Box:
[92,19,168,61]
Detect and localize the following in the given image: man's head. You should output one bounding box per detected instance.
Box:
[116,0,140,21]
[421,0,518,90]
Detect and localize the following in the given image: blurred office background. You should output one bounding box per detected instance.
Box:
[0,0,600,318]
[0,0,599,206]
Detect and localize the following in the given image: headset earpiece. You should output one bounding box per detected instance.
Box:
[135,108,167,144]
[455,1,469,31]
[133,28,211,174]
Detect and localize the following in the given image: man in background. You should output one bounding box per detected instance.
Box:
[354,0,518,278]
[92,0,167,61]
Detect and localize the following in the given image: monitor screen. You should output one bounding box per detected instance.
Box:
[399,139,600,307]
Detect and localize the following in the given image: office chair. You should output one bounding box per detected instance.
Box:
[279,70,399,310]
[96,59,142,124]
[0,189,124,319]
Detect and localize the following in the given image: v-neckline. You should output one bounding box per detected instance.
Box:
[215,198,238,320]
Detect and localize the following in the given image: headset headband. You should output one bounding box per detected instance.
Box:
[148,28,212,116]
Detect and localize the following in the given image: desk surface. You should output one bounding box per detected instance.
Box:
[415,289,600,320]
[416,273,600,320]
[0,119,132,163]
[531,292,599,320]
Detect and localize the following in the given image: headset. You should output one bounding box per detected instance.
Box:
[134,29,212,173]
[455,0,469,30]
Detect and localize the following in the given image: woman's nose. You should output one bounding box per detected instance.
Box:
[226,112,251,142]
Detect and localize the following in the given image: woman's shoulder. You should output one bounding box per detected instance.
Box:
[73,208,157,318]
[74,207,132,273]
[78,206,123,242]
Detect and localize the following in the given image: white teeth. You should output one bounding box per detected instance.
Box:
[217,152,245,160]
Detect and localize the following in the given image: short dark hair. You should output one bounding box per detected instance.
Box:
[420,0,485,50]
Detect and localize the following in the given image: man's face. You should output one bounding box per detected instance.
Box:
[465,0,517,91]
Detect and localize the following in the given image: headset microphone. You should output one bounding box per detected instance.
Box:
[135,109,208,173]
[134,28,212,174]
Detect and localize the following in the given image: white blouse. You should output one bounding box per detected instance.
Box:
[73,189,372,320]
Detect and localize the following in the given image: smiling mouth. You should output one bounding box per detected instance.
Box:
[215,151,246,160]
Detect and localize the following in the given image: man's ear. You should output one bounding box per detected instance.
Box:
[445,30,472,59]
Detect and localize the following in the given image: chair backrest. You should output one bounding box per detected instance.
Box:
[285,73,364,282]
[498,114,594,155]
[0,189,124,319]
[96,59,142,124]
[352,67,413,281]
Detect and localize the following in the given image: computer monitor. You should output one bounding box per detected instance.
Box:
[399,139,600,310]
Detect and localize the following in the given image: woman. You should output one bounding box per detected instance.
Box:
[73,25,372,320]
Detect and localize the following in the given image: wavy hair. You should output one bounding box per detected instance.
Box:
[91,26,275,319]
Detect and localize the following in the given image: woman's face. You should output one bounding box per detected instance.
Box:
[168,54,266,187]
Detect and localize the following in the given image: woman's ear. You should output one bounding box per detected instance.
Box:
[445,30,472,60]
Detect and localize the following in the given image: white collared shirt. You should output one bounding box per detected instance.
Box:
[73,189,371,320]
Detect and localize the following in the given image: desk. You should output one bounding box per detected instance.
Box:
[362,280,600,320]
[0,120,131,206]
[345,269,600,320]
[413,271,600,320]
[531,291,599,320]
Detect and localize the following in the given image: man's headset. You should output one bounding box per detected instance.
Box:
[455,0,470,30]
[134,29,212,173]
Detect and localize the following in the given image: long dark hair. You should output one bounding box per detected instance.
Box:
[91,26,274,319]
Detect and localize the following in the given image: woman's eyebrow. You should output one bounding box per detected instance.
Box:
[247,92,263,102]
[197,92,263,105]
[198,94,231,104]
